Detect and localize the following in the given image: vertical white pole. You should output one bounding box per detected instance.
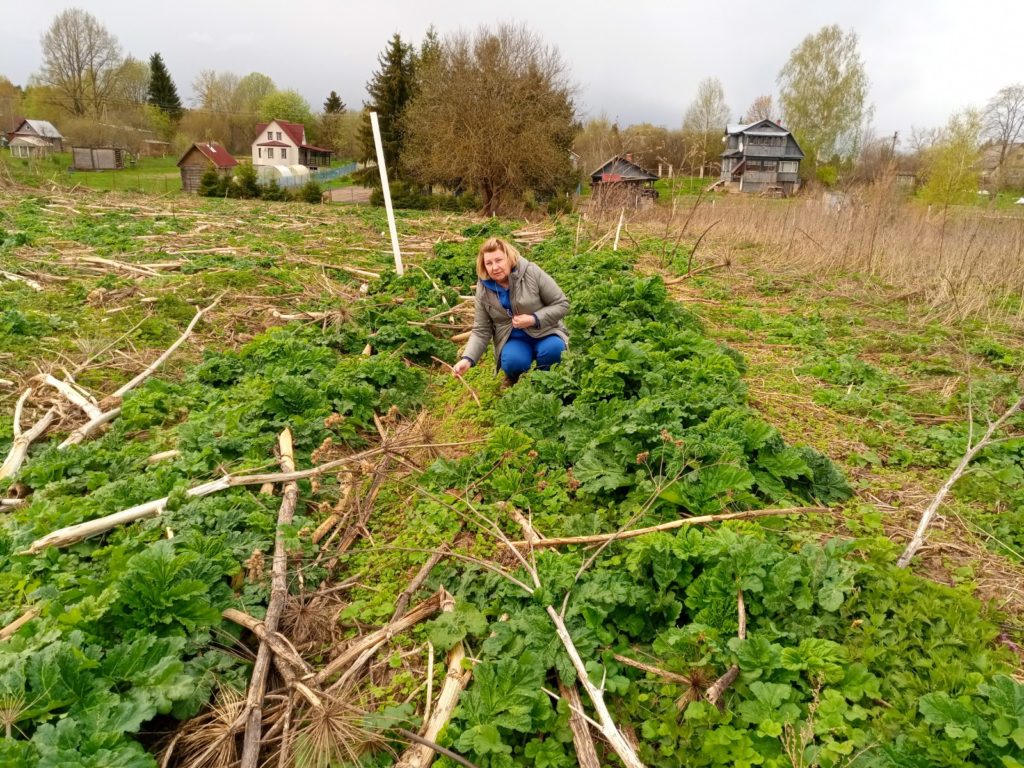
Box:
[370,111,403,276]
[613,208,624,251]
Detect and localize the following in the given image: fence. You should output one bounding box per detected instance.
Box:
[312,162,357,183]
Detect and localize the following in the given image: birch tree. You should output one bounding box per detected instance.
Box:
[681,77,731,178]
[778,25,871,174]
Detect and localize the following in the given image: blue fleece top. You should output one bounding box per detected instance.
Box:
[482,276,532,341]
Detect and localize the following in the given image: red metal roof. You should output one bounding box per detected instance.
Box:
[178,141,237,169]
[300,144,332,153]
[254,120,305,146]
[257,140,290,147]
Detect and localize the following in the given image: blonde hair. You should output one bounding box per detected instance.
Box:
[476,237,521,279]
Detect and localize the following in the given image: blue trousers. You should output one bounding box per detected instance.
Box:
[500,334,566,379]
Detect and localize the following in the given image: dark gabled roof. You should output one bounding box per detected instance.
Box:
[722,119,804,160]
[177,141,237,169]
[590,155,658,182]
[724,119,789,136]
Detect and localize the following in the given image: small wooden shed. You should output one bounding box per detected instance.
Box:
[72,146,127,170]
[177,142,237,193]
[589,154,660,208]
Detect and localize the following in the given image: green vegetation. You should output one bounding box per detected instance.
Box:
[1,153,182,194]
[0,190,1021,767]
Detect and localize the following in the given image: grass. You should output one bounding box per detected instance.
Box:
[1,152,184,195]
[1,182,1022,764]
[645,253,1024,615]
[653,175,714,197]
[1,183,1021,617]
[637,178,1024,319]
[1,152,360,196]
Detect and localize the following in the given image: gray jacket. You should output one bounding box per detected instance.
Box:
[462,257,569,370]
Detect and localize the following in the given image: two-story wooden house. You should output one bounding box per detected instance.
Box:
[251,120,332,170]
[719,119,804,195]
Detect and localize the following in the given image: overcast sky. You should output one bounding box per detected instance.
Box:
[2,1,1020,147]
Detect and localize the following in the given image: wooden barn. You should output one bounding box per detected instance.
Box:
[589,155,659,207]
[177,142,237,193]
[719,119,804,195]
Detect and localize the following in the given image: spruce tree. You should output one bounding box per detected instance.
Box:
[358,33,415,172]
[323,90,346,114]
[147,53,183,121]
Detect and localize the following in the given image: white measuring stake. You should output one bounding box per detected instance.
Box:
[370,111,403,276]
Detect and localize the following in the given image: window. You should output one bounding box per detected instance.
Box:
[748,135,784,147]
[280,148,287,160]
[258,148,262,158]
[780,161,798,174]
[267,131,273,140]
[267,148,274,159]
[276,131,282,141]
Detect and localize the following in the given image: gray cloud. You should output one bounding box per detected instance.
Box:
[1,0,1019,145]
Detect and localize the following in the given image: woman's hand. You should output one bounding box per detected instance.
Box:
[511,314,536,329]
[452,358,472,377]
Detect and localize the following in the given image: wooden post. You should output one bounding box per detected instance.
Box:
[370,111,404,277]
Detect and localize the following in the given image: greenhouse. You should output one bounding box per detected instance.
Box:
[255,163,311,189]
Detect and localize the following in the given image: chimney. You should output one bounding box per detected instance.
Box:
[625,153,633,163]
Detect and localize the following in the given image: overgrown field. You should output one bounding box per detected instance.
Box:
[0,187,1022,768]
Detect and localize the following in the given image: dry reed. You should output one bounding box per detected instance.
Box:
[616,179,1024,323]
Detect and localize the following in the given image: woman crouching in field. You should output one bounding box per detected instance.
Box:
[452,237,569,386]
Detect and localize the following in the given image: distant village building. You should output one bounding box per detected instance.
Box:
[177,142,237,193]
[719,119,804,195]
[252,120,332,170]
[8,119,64,158]
[589,154,659,208]
[140,139,171,158]
[981,142,1024,189]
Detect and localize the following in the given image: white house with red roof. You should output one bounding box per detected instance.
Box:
[252,119,332,170]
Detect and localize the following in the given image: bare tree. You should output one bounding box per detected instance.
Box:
[574,116,622,176]
[681,77,730,178]
[984,83,1024,186]
[743,94,775,123]
[112,56,150,109]
[188,70,276,153]
[403,23,577,215]
[620,122,672,173]
[38,8,123,117]
[908,125,944,155]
